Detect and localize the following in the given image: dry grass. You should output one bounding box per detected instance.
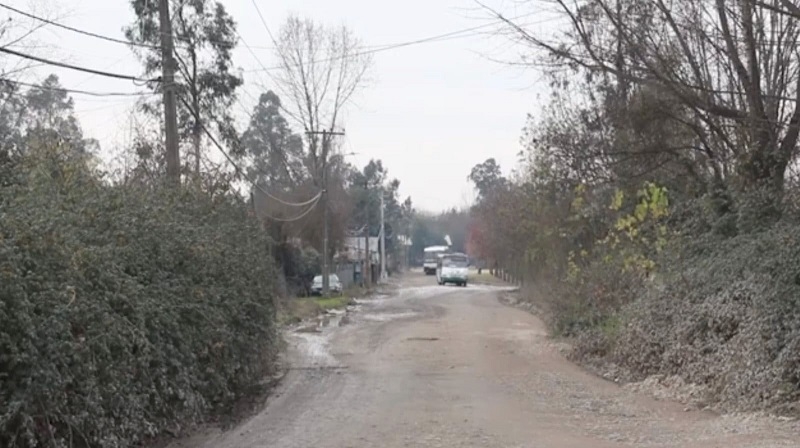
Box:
[278,288,361,325]
[469,269,511,286]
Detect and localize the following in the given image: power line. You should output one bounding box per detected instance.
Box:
[244,11,552,73]
[261,195,322,222]
[236,7,305,121]
[0,77,155,97]
[235,31,273,82]
[250,0,279,46]
[234,31,309,127]
[0,2,159,50]
[176,92,324,208]
[230,91,309,186]
[0,46,156,83]
[0,1,271,53]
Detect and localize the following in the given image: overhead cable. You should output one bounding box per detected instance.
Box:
[0,47,156,83]
[250,0,278,46]
[177,93,323,208]
[245,11,552,73]
[0,77,156,97]
[0,2,270,52]
[0,2,159,49]
[260,195,322,222]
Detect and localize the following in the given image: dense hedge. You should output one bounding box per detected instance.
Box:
[0,156,279,446]
[569,223,800,413]
[610,225,800,412]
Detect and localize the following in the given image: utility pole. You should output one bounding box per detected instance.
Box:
[322,134,329,297]
[363,178,371,288]
[158,0,180,185]
[380,192,387,281]
[307,129,345,296]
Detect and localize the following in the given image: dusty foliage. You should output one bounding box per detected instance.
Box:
[468,0,800,416]
[606,226,800,413]
[557,198,800,413]
[0,153,280,446]
[479,167,800,413]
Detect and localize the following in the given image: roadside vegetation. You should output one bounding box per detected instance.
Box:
[279,292,359,325]
[0,1,412,446]
[469,0,800,414]
[0,116,280,446]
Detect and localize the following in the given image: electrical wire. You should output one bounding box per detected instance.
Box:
[244,11,554,73]
[226,31,312,173]
[176,92,324,208]
[261,195,322,222]
[0,46,156,82]
[235,32,273,84]
[250,0,278,46]
[230,92,308,187]
[165,41,320,209]
[0,77,156,97]
[0,1,268,53]
[0,2,160,50]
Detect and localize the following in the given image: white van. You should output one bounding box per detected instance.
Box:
[436,253,469,287]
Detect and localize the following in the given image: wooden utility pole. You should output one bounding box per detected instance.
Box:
[158,0,180,184]
[364,178,371,287]
[307,129,345,296]
[380,192,386,281]
[322,131,330,297]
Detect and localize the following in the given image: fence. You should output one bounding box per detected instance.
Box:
[335,263,357,289]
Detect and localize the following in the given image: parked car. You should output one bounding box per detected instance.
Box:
[311,274,343,295]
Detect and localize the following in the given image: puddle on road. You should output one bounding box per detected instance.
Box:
[289,309,351,367]
[397,284,518,298]
[353,297,389,306]
[292,331,338,367]
[360,311,419,322]
[288,282,517,369]
[318,312,346,328]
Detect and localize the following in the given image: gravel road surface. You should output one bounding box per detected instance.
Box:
[169,272,799,448]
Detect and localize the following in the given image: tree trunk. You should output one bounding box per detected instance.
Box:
[193,123,201,176]
[192,86,201,177]
[736,148,789,230]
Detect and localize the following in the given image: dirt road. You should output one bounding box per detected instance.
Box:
[171,272,799,448]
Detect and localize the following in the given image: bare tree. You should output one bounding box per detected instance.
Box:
[487,0,800,220]
[759,1,800,19]
[270,15,372,183]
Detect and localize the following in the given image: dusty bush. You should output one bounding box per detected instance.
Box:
[0,155,280,446]
[548,260,642,341]
[605,225,800,412]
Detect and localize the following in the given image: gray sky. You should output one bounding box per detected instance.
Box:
[3,0,553,212]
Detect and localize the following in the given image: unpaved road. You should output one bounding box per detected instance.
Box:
[171,272,799,448]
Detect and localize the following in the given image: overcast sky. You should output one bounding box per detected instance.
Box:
[2,0,556,212]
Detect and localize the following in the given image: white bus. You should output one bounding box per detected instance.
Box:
[423,245,449,275]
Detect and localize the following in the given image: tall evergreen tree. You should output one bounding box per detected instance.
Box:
[125,0,242,177]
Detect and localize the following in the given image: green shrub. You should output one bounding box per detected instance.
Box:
[0,154,279,446]
[605,224,800,411]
